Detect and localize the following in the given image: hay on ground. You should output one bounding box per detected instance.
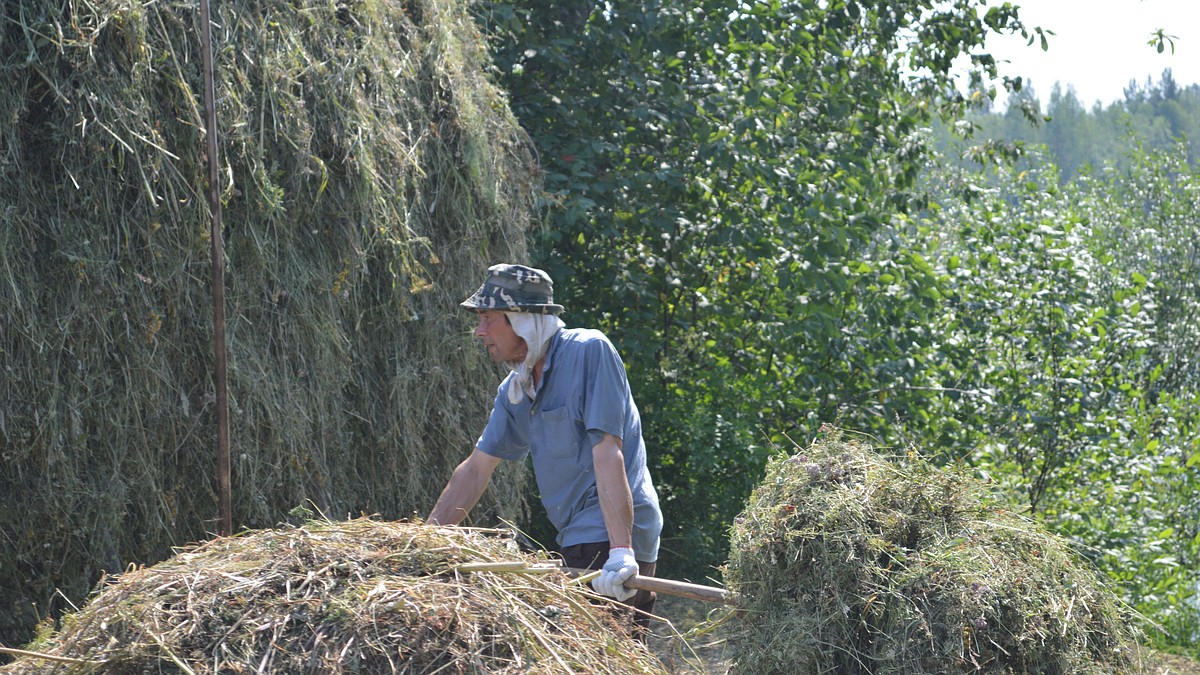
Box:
[723,432,1146,674]
[0,519,665,674]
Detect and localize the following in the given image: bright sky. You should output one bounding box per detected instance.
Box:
[981,0,1200,109]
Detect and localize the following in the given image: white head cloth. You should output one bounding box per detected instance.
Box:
[505,312,565,404]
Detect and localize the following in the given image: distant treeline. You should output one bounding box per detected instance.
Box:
[936,69,1200,178]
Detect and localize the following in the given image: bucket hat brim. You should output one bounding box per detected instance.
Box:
[460,264,564,315]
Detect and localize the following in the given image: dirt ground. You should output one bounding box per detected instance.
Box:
[1155,653,1200,675]
[647,595,734,674]
[646,595,1200,675]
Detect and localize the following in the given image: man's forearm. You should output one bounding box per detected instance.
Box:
[428,450,498,525]
[593,434,634,549]
[428,475,481,525]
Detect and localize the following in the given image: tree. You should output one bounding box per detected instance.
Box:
[473,0,1035,576]
[937,70,1200,183]
[890,147,1200,649]
[470,0,1200,646]
[1044,84,1100,177]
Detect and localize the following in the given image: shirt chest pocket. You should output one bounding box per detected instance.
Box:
[531,405,583,461]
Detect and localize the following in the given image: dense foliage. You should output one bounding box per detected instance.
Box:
[472,0,1200,651]
[473,0,1034,579]
[885,147,1200,649]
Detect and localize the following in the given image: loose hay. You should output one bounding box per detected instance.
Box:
[1,0,535,649]
[0,519,665,674]
[724,433,1146,674]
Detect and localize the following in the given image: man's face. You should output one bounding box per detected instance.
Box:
[474,310,527,364]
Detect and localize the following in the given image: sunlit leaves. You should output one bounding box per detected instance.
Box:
[465,8,1197,643]
[896,145,1200,648]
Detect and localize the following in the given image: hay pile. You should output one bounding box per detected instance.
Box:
[724,433,1145,674]
[0,0,534,648]
[0,518,665,674]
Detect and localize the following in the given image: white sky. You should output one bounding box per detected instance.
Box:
[980,0,1200,108]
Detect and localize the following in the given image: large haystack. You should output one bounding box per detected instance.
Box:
[0,518,664,674]
[724,432,1145,674]
[0,0,537,649]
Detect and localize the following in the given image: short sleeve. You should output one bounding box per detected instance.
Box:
[581,337,629,443]
[476,379,530,462]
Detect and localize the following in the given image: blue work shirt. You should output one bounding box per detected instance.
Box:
[476,328,662,563]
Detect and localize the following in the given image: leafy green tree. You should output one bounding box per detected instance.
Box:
[473,0,1034,577]
[881,147,1200,649]
[1043,85,1104,177]
[472,0,1199,647]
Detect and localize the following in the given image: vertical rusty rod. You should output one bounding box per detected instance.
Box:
[197,0,232,537]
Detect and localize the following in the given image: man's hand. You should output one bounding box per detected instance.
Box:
[591,547,638,601]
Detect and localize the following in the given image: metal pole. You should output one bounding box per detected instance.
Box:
[197,0,232,537]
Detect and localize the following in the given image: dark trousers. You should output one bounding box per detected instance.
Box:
[560,541,657,640]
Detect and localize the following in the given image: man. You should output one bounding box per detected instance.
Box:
[428,263,663,635]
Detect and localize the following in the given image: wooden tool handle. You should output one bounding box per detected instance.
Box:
[565,567,732,605]
[454,560,734,605]
[625,574,731,604]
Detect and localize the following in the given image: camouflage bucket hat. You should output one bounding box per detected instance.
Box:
[461,263,564,315]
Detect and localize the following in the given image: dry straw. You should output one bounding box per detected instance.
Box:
[0,0,536,648]
[723,432,1146,674]
[0,518,666,674]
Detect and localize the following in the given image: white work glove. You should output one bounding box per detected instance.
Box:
[591,546,638,601]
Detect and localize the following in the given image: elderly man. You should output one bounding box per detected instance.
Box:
[429,263,663,635]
